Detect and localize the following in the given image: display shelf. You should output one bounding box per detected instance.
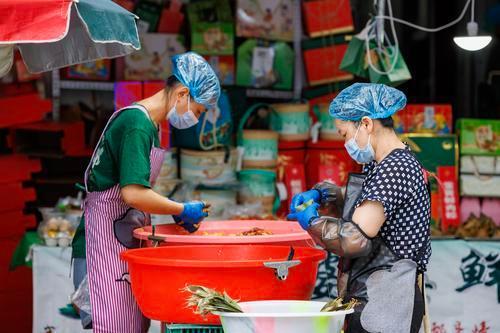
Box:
[245,89,294,100]
[51,70,114,121]
[59,80,115,91]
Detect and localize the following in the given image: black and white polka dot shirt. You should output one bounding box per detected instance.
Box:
[356,147,432,271]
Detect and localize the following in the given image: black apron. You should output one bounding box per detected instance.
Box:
[339,173,426,333]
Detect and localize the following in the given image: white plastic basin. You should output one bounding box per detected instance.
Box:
[214,300,353,333]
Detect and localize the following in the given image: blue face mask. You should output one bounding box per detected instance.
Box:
[344,125,375,164]
[167,97,199,129]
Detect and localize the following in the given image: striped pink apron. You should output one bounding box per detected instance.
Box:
[84,105,165,333]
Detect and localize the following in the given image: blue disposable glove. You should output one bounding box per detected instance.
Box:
[173,201,208,233]
[290,190,321,214]
[287,202,320,230]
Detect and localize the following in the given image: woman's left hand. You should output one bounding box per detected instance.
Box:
[173,201,208,233]
[289,190,321,213]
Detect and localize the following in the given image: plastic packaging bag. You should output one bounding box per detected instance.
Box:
[71,275,91,315]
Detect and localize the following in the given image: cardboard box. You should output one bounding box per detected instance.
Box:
[277,163,307,218]
[65,59,111,81]
[399,134,458,173]
[302,0,354,37]
[236,0,294,41]
[457,118,500,156]
[392,109,408,134]
[204,55,235,85]
[305,140,360,188]
[302,37,354,86]
[124,34,186,81]
[460,174,500,197]
[461,156,500,175]
[460,156,500,197]
[191,22,234,55]
[303,81,350,116]
[405,104,453,134]
[188,0,234,55]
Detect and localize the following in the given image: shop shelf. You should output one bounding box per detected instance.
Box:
[60,80,115,91]
[245,88,294,100]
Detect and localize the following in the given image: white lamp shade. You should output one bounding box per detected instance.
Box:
[453,36,492,51]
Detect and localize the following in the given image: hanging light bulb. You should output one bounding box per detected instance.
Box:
[454,22,492,51]
[453,0,492,51]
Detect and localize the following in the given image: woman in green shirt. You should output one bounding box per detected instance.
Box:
[71,52,220,332]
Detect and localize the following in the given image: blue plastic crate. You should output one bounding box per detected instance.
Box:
[164,324,224,333]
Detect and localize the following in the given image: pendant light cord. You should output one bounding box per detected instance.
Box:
[374,0,473,33]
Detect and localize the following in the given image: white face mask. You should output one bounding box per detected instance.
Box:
[344,124,375,164]
[167,97,199,129]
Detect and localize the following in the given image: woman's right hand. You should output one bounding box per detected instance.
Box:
[173,201,208,233]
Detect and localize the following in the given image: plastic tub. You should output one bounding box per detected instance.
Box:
[121,245,326,324]
[215,300,353,333]
[133,220,314,247]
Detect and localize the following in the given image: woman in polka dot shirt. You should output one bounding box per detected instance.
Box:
[288,83,431,333]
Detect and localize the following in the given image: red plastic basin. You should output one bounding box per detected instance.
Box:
[121,245,326,325]
[134,220,315,247]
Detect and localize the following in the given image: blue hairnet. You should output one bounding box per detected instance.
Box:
[171,52,221,110]
[329,83,407,121]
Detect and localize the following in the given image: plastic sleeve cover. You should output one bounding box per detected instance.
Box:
[308,216,372,258]
[312,181,344,215]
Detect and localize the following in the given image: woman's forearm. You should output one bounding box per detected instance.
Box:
[120,184,184,215]
[307,217,373,258]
